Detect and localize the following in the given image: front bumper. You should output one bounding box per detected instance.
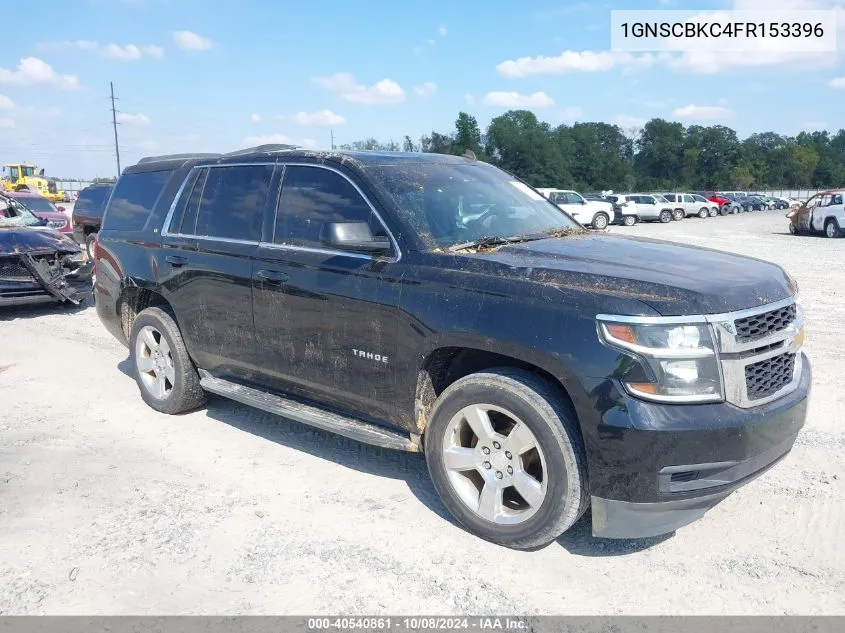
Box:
[0,256,93,307]
[589,354,811,538]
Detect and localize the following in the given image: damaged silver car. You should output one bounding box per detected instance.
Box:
[1,196,93,307]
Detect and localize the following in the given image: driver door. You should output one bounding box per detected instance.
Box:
[813,194,832,231]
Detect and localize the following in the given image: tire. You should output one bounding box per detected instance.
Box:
[825,218,841,238]
[424,368,588,550]
[708,208,718,217]
[85,232,97,259]
[672,209,684,221]
[591,212,609,230]
[128,306,208,414]
[719,205,730,216]
[622,215,637,226]
[659,209,672,223]
[698,207,709,219]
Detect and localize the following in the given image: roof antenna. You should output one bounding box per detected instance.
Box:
[463,149,477,160]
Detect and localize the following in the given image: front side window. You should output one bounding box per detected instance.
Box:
[9,167,20,180]
[195,165,273,241]
[832,194,843,206]
[103,169,171,231]
[683,194,695,203]
[642,196,656,204]
[274,165,386,248]
[366,161,578,249]
[566,192,585,204]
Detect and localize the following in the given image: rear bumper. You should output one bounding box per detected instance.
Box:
[588,353,811,539]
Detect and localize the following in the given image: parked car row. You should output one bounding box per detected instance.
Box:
[539,188,801,229]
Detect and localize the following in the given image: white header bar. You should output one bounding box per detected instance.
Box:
[610,10,838,52]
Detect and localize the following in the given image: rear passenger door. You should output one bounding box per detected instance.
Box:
[160,163,276,378]
[251,164,403,425]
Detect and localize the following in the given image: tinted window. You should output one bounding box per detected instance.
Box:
[75,186,113,215]
[167,169,203,235]
[103,170,171,231]
[274,165,386,247]
[194,165,273,241]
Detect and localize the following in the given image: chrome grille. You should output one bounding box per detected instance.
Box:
[745,352,796,401]
[0,258,34,283]
[734,303,796,343]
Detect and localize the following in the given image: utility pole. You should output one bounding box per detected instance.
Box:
[330,129,335,150]
[110,81,121,176]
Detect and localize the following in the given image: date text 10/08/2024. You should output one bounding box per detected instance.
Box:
[307,617,531,631]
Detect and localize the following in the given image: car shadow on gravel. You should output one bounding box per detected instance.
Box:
[0,301,90,321]
[117,359,672,557]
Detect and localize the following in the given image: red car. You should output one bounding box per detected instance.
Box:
[2,191,71,234]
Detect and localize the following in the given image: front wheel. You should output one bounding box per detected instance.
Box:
[698,207,709,219]
[129,307,208,414]
[591,212,609,230]
[708,208,718,217]
[659,209,673,223]
[424,368,588,550]
[825,219,841,238]
[672,209,684,221]
[622,215,637,226]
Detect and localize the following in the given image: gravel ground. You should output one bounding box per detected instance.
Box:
[1,210,843,615]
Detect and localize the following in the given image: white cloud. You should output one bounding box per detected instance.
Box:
[290,109,346,125]
[413,82,437,97]
[496,50,662,77]
[142,45,164,59]
[559,106,583,121]
[615,115,648,128]
[313,73,406,105]
[172,30,213,51]
[672,104,733,120]
[0,94,15,110]
[827,76,845,88]
[464,93,475,105]
[242,133,316,148]
[438,24,448,36]
[0,117,14,129]
[251,113,263,123]
[104,43,142,61]
[77,40,99,50]
[482,91,555,108]
[0,57,79,89]
[116,112,151,126]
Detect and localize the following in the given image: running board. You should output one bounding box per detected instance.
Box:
[198,371,420,452]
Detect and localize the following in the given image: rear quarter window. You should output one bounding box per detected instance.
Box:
[75,187,112,214]
[102,170,172,231]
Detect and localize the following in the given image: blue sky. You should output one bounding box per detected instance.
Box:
[1,0,843,178]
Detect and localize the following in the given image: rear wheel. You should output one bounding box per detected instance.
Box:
[622,215,637,226]
[129,307,208,414]
[424,368,588,550]
[591,212,609,230]
[85,232,97,259]
[825,219,841,238]
[659,209,672,223]
[708,208,718,217]
[698,207,709,219]
[672,208,684,221]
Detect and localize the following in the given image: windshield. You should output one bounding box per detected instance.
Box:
[13,196,57,214]
[0,197,42,227]
[21,166,36,178]
[366,161,580,249]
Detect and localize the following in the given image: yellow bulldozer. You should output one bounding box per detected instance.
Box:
[1,162,67,203]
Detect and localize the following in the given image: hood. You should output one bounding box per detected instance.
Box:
[32,210,67,222]
[482,233,794,316]
[0,226,81,256]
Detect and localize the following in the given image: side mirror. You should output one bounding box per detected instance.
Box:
[39,168,45,176]
[320,221,391,254]
[580,199,587,204]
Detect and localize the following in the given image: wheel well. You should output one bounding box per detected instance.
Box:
[118,287,170,339]
[414,347,578,434]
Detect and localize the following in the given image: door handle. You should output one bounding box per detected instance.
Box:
[256,269,289,284]
[165,255,188,267]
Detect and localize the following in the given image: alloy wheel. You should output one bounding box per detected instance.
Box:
[134,325,176,400]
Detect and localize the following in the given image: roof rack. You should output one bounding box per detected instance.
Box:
[137,153,222,164]
[222,144,300,158]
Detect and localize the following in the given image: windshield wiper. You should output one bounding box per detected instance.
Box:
[447,235,543,252]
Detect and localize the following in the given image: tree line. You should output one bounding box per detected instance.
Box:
[339,111,845,192]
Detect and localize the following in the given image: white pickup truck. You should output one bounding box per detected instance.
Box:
[536,188,618,230]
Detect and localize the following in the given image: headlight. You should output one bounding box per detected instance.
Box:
[598,318,723,403]
[48,219,68,230]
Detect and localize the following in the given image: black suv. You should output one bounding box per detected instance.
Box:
[71,183,114,256]
[94,145,811,549]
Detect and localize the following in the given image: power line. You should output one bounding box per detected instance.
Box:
[110,81,121,177]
